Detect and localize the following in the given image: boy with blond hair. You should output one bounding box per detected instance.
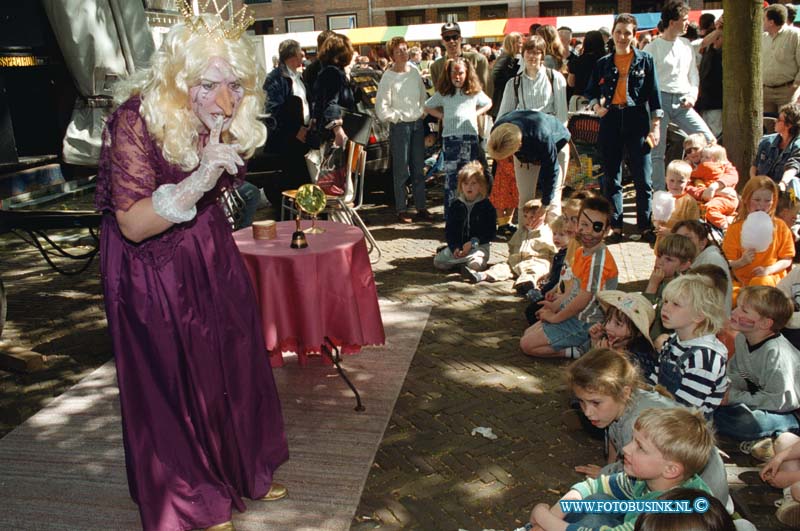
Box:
[527,408,713,531]
[688,144,739,230]
[465,199,557,289]
[650,274,728,415]
[645,233,697,340]
[654,160,700,246]
[715,286,800,456]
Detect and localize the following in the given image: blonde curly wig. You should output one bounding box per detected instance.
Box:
[114,15,266,171]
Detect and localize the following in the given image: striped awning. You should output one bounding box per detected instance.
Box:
[258,9,726,60]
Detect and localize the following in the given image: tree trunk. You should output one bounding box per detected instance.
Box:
[722,0,763,190]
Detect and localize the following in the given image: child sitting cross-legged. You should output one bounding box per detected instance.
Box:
[433,161,497,272]
[650,273,729,416]
[645,233,697,342]
[520,195,618,358]
[464,199,557,289]
[565,348,731,516]
[526,407,715,531]
[714,286,800,461]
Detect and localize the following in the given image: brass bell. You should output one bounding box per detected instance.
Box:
[290,216,308,249]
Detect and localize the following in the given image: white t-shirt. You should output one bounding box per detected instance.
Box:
[644,36,699,100]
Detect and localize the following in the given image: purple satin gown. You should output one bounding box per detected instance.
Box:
[95,98,289,531]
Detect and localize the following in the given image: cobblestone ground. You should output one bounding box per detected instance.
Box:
[0,184,787,530]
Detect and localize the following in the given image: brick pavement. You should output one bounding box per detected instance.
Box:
[0,185,788,530]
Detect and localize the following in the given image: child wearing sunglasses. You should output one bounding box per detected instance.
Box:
[520,195,618,358]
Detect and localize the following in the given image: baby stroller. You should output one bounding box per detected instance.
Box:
[565,111,603,196]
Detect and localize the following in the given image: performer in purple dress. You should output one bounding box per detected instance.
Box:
[94,8,288,531]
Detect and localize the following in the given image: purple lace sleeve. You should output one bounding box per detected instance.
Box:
[95,99,158,213]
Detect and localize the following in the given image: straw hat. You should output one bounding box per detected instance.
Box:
[596,290,655,345]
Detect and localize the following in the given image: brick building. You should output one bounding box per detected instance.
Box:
[235,0,719,36]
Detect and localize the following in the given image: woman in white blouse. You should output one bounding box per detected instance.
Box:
[375,36,431,223]
[497,36,569,224]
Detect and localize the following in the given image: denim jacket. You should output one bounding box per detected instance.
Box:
[583,48,663,120]
[753,133,800,182]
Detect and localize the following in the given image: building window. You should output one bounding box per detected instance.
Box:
[328,14,356,30]
[540,1,572,17]
[631,0,663,13]
[252,19,274,34]
[396,9,425,25]
[585,1,616,14]
[438,7,468,23]
[480,5,507,20]
[286,17,314,33]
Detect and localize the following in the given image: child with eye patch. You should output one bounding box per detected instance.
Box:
[520,195,619,358]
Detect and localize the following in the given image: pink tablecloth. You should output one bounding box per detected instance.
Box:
[233,220,385,367]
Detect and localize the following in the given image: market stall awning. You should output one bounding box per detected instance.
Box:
[504,17,557,34]
[472,19,509,38]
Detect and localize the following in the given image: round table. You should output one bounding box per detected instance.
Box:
[233,220,385,367]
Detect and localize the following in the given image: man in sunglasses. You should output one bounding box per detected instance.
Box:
[429,22,489,91]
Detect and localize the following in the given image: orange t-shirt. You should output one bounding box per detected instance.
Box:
[612,51,634,105]
[722,218,796,287]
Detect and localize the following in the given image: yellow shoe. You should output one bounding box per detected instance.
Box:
[260,482,288,501]
[205,521,235,531]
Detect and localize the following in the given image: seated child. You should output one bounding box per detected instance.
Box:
[777,264,800,345]
[433,161,497,271]
[634,488,744,531]
[525,195,584,325]
[691,264,738,355]
[524,215,570,299]
[645,233,697,341]
[722,176,795,297]
[527,407,714,531]
[761,431,800,527]
[566,348,731,513]
[587,291,658,377]
[650,274,729,416]
[464,199,557,289]
[687,145,740,230]
[714,286,800,454]
[654,160,700,247]
[683,132,710,170]
[674,220,733,313]
[520,195,618,358]
[776,191,800,259]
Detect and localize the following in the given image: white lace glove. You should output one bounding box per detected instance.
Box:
[152,117,244,223]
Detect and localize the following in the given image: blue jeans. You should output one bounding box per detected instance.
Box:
[651,92,715,191]
[714,403,800,440]
[599,106,653,230]
[443,134,480,220]
[390,119,426,213]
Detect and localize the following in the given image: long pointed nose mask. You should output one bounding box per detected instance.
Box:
[215,86,234,117]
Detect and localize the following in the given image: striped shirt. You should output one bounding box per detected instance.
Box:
[496,66,568,125]
[650,333,729,415]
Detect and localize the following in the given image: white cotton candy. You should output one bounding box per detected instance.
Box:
[651,191,675,222]
[741,211,774,253]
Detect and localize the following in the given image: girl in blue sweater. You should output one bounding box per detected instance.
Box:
[434,161,497,272]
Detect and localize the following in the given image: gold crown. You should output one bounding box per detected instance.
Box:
[178,0,255,41]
